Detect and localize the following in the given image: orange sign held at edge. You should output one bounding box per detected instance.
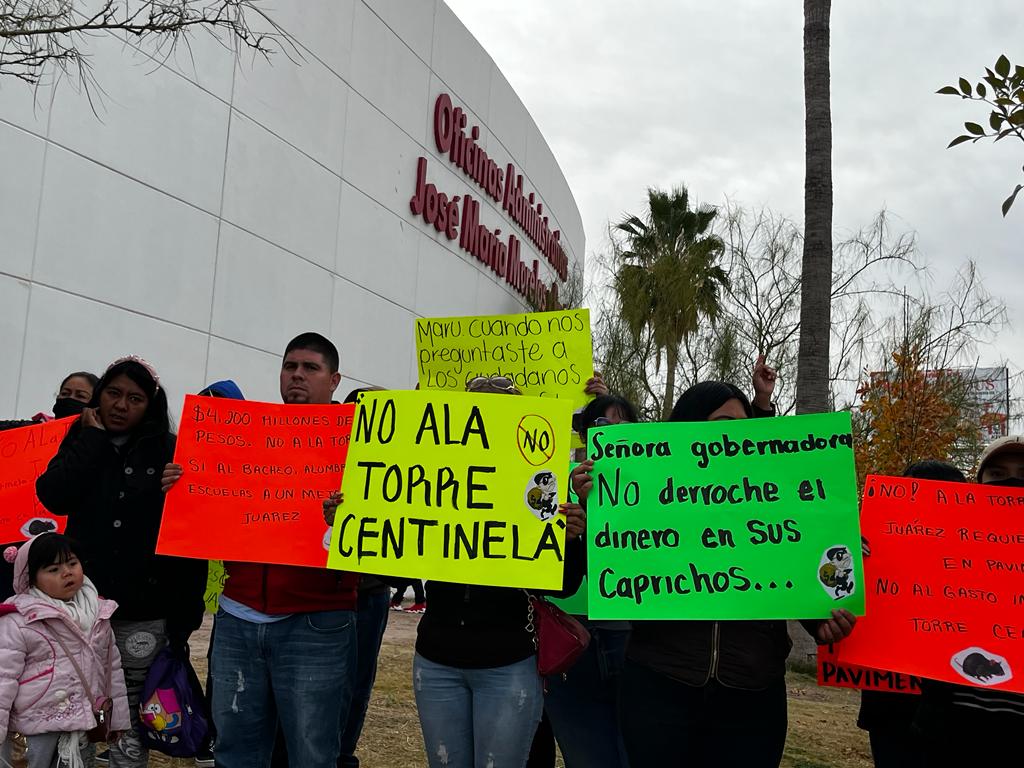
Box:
[157,396,354,567]
[0,418,73,542]
[817,644,922,694]
[839,475,1024,694]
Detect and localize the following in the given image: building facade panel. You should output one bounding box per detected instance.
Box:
[0,123,45,281]
[33,148,220,329]
[0,1,584,417]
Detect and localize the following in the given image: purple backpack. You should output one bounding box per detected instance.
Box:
[138,643,209,757]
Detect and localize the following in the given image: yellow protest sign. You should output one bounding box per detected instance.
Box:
[204,560,227,613]
[415,309,594,410]
[326,390,574,589]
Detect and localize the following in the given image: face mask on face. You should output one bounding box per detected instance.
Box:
[983,477,1024,488]
[52,398,87,419]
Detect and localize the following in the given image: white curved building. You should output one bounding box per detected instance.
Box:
[0,1,583,414]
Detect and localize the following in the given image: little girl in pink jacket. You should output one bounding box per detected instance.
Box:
[0,533,130,767]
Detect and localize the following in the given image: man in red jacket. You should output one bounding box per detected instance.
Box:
[163,333,359,768]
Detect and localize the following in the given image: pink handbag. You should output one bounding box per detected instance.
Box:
[526,593,591,677]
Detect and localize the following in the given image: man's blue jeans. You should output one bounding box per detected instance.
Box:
[414,653,543,768]
[211,609,357,768]
[544,625,630,768]
[339,590,390,767]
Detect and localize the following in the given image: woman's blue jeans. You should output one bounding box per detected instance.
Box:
[414,653,544,768]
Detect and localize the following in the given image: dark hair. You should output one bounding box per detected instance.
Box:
[575,395,639,437]
[903,460,966,483]
[90,359,171,436]
[60,371,99,391]
[27,533,79,586]
[669,381,752,423]
[285,333,339,374]
[344,386,383,404]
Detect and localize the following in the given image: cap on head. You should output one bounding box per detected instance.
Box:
[8,536,44,594]
[976,435,1024,481]
[199,380,245,400]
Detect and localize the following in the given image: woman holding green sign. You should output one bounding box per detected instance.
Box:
[572,360,857,768]
[545,394,639,768]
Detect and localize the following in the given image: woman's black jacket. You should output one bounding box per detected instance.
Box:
[36,421,206,635]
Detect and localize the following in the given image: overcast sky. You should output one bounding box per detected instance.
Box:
[447,0,1024,383]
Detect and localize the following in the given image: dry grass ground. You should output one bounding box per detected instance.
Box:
[150,612,873,768]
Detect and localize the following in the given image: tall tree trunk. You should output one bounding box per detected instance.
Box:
[790,0,833,670]
[796,0,833,415]
[664,343,679,420]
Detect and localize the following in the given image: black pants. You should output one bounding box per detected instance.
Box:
[526,713,556,768]
[868,728,922,768]
[618,659,787,768]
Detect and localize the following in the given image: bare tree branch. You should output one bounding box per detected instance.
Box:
[0,0,294,92]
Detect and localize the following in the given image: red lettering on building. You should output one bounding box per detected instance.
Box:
[410,157,460,241]
[429,93,570,285]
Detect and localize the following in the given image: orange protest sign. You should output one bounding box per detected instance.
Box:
[156,396,354,567]
[839,475,1024,693]
[0,418,73,542]
[817,644,922,694]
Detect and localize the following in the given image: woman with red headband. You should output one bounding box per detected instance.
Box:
[36,357,206,768]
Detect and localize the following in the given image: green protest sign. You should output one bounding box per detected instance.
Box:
[550,463,587,616]
[586,412,863,620]
[551,576,588,616]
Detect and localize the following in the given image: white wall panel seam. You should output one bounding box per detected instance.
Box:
[12,99,55,413]
[7,132,221,220]
[361,0,434,71]
[280,8,358,87]
[226,104,344,183]
[209,219,420,325]
[204,54,241,390]
[0,270,331,363]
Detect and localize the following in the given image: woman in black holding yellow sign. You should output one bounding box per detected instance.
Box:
[571,358,857,768]
[327,375,586,768]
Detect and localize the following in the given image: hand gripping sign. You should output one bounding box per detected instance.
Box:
[326,390,574,590]
[550,462,588,616]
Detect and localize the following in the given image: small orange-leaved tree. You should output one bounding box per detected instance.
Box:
[853,341,983,489]
[851,262,1005,488]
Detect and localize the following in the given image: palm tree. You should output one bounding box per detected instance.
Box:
[796,0,833,415]
[791,0,834,670]
[614,186,729,419]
